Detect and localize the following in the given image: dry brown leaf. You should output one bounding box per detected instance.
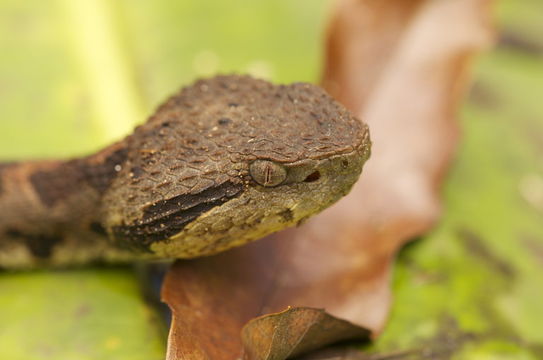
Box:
[241,308,370,360]
[163,226,373,360]
[162,0,494,359]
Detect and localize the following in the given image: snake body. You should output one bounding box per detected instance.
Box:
[0,75,370,268]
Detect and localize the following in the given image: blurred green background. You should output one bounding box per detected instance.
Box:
[0,0,328,160]
[0,0,542,359]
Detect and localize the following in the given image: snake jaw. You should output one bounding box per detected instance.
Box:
[147,144,369,259]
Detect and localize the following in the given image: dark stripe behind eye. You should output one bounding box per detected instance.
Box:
[111,181,243,252]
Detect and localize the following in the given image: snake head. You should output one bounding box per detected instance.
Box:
[100,75,370,258]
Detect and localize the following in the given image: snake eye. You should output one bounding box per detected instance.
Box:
[249,160,287,187]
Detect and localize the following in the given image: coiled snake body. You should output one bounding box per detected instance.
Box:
[0,75,370,268]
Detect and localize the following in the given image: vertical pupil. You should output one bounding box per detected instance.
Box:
[265,165,272,184]
[249,160,286,187]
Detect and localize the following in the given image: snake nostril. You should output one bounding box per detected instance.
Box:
[304,171,320,183]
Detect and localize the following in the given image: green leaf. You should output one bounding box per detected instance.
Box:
[0,269,166,360]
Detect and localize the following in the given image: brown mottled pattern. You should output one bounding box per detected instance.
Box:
[0,163,14,196]
[0,75,370,268]
[28,146,128,208]
[29,161,86,208]
[6,229,62,259]
[103,75,364,224]
[85,146,129,193]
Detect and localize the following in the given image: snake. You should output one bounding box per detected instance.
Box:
[0,75,370,268]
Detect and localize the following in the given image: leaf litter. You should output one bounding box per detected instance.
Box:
[161,0,494,358]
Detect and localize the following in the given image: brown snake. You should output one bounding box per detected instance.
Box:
[0,75,370,268]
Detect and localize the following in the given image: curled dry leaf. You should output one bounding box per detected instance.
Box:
[241,308,370,360]
[162,0,494,359]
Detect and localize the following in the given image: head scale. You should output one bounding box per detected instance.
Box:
[100,75,370,257]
